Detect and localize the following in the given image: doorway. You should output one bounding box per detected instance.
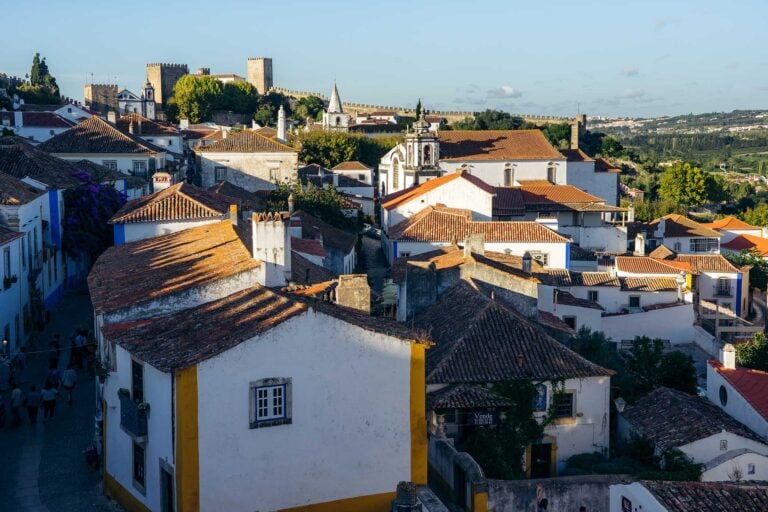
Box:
[530,443,553,478]
[159,461,174,512]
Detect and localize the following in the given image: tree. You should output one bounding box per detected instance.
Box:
[453,109,534,130]
[704,173,728,204]
[727,249,768,290]
[173,75,224,123]
[735,332,768,371]
[541,123,571,148]
[30,53,42,86]
[297,131,360,168]
[658,162,708,209]
[742,203,768,227]
[626,337,697,396]
[255,92,291,126]
[658,351,698,394]
[600,136,625,158]
[18,53,60,104]
[219,81,259,114]
[292,95,324,122]
[415,98,423,119]
[266,180,354,230]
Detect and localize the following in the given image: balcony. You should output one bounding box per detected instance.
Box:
[119,389,149,439]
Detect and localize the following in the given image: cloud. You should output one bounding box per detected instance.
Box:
[622,66,639,77]
[622,88,646,100]
[655,16,681,31]
[486,85,522,99]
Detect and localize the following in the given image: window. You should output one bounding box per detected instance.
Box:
[3,247,10,279]
[749,463,756,475]
[563,316,577,329]
[21,235,25,270]
[214,166,226,182]
[720,439,728,451]
[689,238,718,253]
[392,159,400,189]
[629,295,641,308]
[399,251,412,258]
[168,139,173,146]
[530,252,549,267]
[673,241,681,252]
[547,163,556,183]
[49,129,55,136]
[719,385,728,406]
[423,145,432,165]
[553,392,574,418]
[131,360,144,403]
[717,277,732,297]
[132,160,147,177]
[132,441,145,492]
[358,174,365,181]
[250,377,292,428]
[588,290,599,302]
[102,160,117,171]
[533,384,548,412]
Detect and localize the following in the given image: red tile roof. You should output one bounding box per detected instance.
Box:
[642,480,768,512]
[559,148,593,162]
[710,359,768,422]
[0,226,24,246]
[616,256,689,275]
[39,116,165,154]
[117,113,179,136]
[291,237,326,257]
[0,111,74,128]
[388,205,569,243]
[438,130,564,161]
[88,221,260,314]
[620,277,680,292]
[594,157,621,173]
[650,214,722,238]
[702,216,760,231]
[519,184,604,205]
[722,234,768,257]
[381,170,495,210]
[674,254,739,273]
[109,182,233,224]
[197,130,297,153]
[0,171,45,205]
[332,160,371,171]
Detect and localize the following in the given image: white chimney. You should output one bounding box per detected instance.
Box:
[720,343,736,370]
[252,212,292,287]
[627,205,635,223]
[107,111,116,124]
[179,118,190,130]
[522,252,532,273]
[634,233,645,256]
[277,104,287,143]
[14,111,23,128]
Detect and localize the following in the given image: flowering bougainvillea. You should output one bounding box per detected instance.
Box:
[62,170,126,260]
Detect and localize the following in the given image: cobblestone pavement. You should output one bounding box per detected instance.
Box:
[0,289,122,512]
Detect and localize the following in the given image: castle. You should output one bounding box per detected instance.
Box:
[146,63,188,120]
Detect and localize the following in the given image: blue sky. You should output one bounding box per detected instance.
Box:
[2,0,766,118]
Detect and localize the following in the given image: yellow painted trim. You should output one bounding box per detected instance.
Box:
[410,343,427,485]
[525,445,532,478]
[176,365,200,512]
[473,490,489,512]
[277,491,396,512]
[550,442,558,477]
[104,472,152,512]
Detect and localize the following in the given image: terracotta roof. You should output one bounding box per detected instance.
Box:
[649,244,676,259]
[649,214,722,238]
[560,148,593,162]
[332,161,371,171]
[620,277,680,292]
[492,187,526,217]
[622,387,764,451]
[102,285,420,372]
[0,111,74,128]
[674,254,739,273]
[381,170,495,210]
[293,210,357,253]
[541,270,620,287]
[519,184,605,205]
[39,116,165,154]
[197,130,297,153]
[515,179,554,186]
[702,216,760,231]
[722,234,768,257]
[417,279,613,384]
[200,130,225,141]
[0,171,44,205]
[537,310,577,334]
[291,251,335,285]
[388,206,569,243]
[642,480,768,511]
[88,221,260,314]
[208,181,266,212]
[254,126,277,139]
[0,226,24,246]
[616,256,688,275]
[438,130,564,161]
[109,183,232,224]
[0,136,83,188]
[427,384,512,410]
[710,359,768,423]
[594,157,621,173]
[555,290,603,310]
[116,113,179,136]
[291,237,326,258]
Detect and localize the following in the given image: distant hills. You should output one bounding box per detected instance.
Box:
[590,110,768,135]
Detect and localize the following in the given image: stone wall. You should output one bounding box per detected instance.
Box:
[488,475,631,512]
[335,274,371,313]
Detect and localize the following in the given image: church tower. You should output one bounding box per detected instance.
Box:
[142,81,156,120]
[403,113,440,185]
[322,83,351,132]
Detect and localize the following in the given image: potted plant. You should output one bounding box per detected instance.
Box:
[93,358,108,383]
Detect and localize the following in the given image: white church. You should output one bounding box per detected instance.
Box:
[321,83,352,132]
[117,81,156,120]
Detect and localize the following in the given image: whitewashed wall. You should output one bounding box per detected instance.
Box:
[602,304,696,344]
[121,218,224,244]
[702,451,768,482]
[53,153,166,175]
[439,160,566,187]
[707,363,768,439]
[609,483,665,512]
[200,151,298,191]
[681,431,768,464]
[196,310,413,512]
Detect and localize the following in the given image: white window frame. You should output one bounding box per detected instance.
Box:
[214,166,227,182]
[529,252,549,267]
[102,160,118,171]
[250,377,292,429]
[132,160,147,176]
[588,290,599,302]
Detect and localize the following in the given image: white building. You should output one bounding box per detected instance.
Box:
[0,111,75,143]
[647,214,723,255]
[610,481,768,512]
[321,83,352,132]
[117,82,156,120]
[419,279,613,477]
[0,226,24,351]
[116,114,182,156]
[331,160,374,186]
[702,216,765,244]
[197,130,298,192]
[619,386,768,482]
[291,210,357,274]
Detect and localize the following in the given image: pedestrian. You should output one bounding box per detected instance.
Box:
[62,365,77,405]
[74,330,87,370]
[41,384,58,421]
[25,385,41,424]
[10,383,22,427]
[45,362,61,390]
[49,334,61,369]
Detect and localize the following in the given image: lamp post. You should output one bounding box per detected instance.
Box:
[2,339,8,359]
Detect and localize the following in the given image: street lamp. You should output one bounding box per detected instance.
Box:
[2,339,8,358]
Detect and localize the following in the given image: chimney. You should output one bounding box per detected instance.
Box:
[229,204,238,226]
[252,212,292,287]
[634,233,645,256]
[137,119,142,135]
[463,233,485,258]
[179,118,190,130]
[277,104,287,143]
[128,119,135,134]
[627,204,635,223]
[335,275,371,314]
[107,111,116,124]
[288,193,295,215]
[391,481,422,512]
[516,354,525,368]
[720,343,736,370]
[522,252,532,273]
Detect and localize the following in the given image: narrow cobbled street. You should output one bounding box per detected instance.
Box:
[0,289,121,511]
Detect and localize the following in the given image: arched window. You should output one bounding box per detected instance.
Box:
[423,145,432,166]
[335,116,341,126]
[393,158,400,189]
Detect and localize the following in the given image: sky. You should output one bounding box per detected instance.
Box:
[2,0,766,118]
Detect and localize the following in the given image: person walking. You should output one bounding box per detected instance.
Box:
[10,384,22,427]
[49,334,61,369]
[61,365,77,405]
[44,363,61,390]
[41,384,58,421]
[25,385,41,424]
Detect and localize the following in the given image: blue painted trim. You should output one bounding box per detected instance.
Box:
[392,241,398,263]
[44,284,64,310]
[565,242,571,270]
[736,273,743,317]
[114,224,125,246]
[48,190,61,249]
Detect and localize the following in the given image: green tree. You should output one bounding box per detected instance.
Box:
[219,81,259,114]
[173,75,224,123]
[266,180,354,230]
[658,351,698,394]
[30,53,42,85]
[704,173,728,203]
[18,53,60,104]
[742,203,768,227]
[735,332,768,371]
[453,109,534,130]
[627,337,697,396]
[600,136,625,158]
[292,95,325,122]
[297,131,360,168]
[415,98,423,118]
[541,123,571,148]
[255,92,291,126]
[727,250,768,289]
[658,162,708,208]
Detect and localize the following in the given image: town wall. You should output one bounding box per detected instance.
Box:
[488,474,630,512]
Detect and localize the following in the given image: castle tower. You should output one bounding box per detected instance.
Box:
[404,112,439,185]
[321,83,351,132]
[146,63,189,118]
[142,81,156,120]
[83,84,118,114]
[246,57,273,94]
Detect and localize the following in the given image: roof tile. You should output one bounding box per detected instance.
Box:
[438,130,564,161]
[197,130,297,153]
